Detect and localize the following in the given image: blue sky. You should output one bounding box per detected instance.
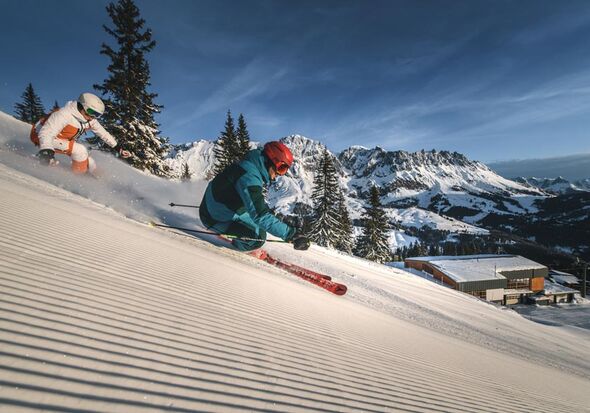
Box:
[1,0,590,163]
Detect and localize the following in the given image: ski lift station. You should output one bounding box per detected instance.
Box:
[404,254,551,305]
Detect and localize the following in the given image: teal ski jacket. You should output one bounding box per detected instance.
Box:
[200,149,296,241]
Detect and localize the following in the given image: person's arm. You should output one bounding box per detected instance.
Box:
[37,110,69,151]
[235,176,295,241]
[91,121,130,158]
[90,120,117,148]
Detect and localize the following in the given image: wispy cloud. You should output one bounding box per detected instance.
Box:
[317,103,435,150]
[511,10,590,46]
[440,70,590,140]
[321,63,590,153]
[172,58,291,128]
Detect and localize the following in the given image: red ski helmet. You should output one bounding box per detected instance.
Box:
[263,141,293,175]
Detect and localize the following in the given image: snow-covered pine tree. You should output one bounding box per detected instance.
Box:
[94,0,171,177]
[213,110,240,175]
[14,83,45,124]
[236,113,251,160]
[354,185,391,263]
[309,149,342,247]
[334,192,354,253]
[180,162,192,181]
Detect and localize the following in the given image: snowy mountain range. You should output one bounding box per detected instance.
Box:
[514,176,590,195]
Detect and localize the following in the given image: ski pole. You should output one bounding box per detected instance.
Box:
[148,222,289,243]
[169,202,200,208]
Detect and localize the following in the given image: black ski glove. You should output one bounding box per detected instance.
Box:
[292,231,310,251]
[38,149,55,165]
[281,215,302,230]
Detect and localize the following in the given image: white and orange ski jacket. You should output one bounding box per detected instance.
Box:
[35,100,117,151]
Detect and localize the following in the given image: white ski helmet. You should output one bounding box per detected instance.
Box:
[78,92,105,118]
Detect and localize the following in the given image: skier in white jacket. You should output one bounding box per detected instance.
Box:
[30,92,130,174]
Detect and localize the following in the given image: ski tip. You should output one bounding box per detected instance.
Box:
[332,285,348,296]
[169,203,175,207]
[148,221,156,227]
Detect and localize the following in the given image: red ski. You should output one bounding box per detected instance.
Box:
[248,249,347,296]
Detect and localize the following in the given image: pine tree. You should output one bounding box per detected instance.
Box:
[334,191,354,253]
[412,242,421,256]
[14,83,45,124]
[52,101,60,111]
[407,242,419,258]
[309,149,342,248]
[354,185,391,263]
[399,246,408,261]
[213,110,239,174]
[180,162,192,181]
[94,0,170,177]
[236,113,251,160]
[443,241,457,256]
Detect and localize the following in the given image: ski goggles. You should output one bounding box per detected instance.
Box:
[276,161,290,176]
[85,107,103,119]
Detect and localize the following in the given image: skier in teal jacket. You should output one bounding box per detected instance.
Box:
[199,141,310,251]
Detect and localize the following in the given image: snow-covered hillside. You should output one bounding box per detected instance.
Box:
[1,111,590,411]
[165,139,217,180]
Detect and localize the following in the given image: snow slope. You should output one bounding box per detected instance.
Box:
[1,112,590,412]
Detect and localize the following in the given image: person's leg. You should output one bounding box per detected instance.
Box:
[70,142,90,174]
[50,138,75,166]
[199,197,266,251]
[225,220,267,251]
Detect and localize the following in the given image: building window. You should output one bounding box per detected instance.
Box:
[507,278,529,289]
[504,294,523,305]
[468,290,486,299]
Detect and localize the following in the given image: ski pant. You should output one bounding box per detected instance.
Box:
[199,200,266,251]
[51,138,96,174]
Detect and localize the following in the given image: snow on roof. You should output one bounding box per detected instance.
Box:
[550,274,580,285]
[407,254,503,262]
[549,270,580,285]
[406,255,547,283]
[550,269,574,275]
[544,280,579,294]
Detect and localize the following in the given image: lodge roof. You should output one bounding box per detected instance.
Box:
[406,255,547,283]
